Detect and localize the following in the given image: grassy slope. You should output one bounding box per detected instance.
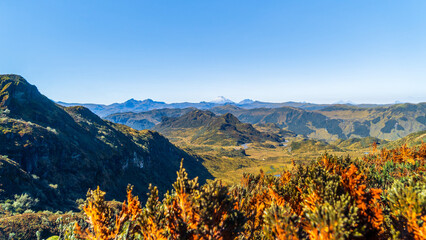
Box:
[167,119,426,184]
[317,103,426,140]
[383,130,426,148]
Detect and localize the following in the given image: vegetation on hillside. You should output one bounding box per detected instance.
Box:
[384,130,426,149]
[44,142,426,239]
[0,75,212,210]
[317,103,426,140]
[153,110,283,146]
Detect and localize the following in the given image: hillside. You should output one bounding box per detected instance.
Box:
[383,130,426,149]
[105,108,195,130]
[210,104,426,141]
[317,103,426,140]
[0,75,212,210]
[105,103,426,142]
[152,110,283,146]
[211,105,346,141]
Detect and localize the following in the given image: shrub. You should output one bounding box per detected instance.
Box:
[1,193,39,214]
[63,143,426,239]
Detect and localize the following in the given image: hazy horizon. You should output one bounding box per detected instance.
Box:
[54,95,423,106]
[1,1,426,104]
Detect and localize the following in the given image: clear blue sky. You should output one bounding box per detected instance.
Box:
[1,1,425,104]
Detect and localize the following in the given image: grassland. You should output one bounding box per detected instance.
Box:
[172,133,378,183]
[167,124,426,184]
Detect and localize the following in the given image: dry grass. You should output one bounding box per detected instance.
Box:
[174,138,370,184]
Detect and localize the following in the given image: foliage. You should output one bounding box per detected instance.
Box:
[63,142,425,239]
[1,193,39,215]
[385,176,426,239]
[0,212,81,240]
[363,143,426,189]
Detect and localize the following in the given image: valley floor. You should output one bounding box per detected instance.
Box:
[175,136,377,184]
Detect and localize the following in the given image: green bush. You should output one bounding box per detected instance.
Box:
[1,193,39,214]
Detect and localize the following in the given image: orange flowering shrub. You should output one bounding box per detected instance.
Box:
[68,143,425,239]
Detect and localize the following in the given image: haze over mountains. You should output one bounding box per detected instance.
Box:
[58,97,393,118]
[58,96,426,142]
[104,103,426,142]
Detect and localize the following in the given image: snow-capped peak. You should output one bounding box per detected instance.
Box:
[210,96,234,104]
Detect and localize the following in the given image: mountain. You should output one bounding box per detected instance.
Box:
[105,108,196,130]
[152,110,283,146]
[209,96,234,104]
[58,98,169,117]
[0,75,212,210]
[59,98,392,118]
[101,104,342,133]
[211,104,426,141]
[210,105,345,141]
[317,103,426,140]
[238,99,254,104]
[60,100,223,117]
[104,102,426,142]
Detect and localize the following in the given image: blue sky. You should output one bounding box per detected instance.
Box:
[1,1,425,104]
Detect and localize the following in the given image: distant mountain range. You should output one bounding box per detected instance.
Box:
[105,103,426,141]
[0,75,212,210]
[58,98,393,117]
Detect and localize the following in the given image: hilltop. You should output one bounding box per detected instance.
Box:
[152,110,283,146]
[0,75,212,210]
